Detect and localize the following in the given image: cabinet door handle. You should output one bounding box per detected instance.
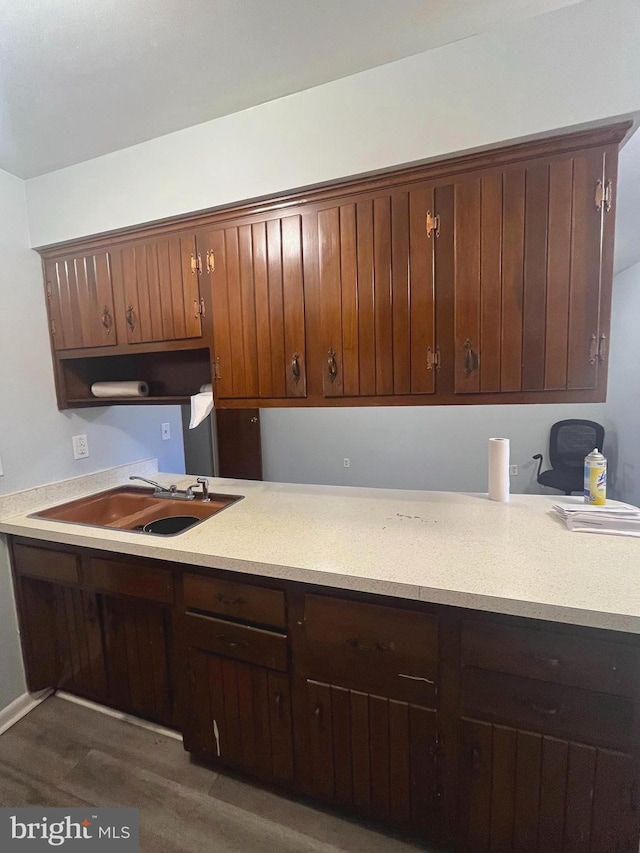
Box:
[314,703,322,725]
[529,652,561,669]
[531,702,564,716]
[214,593,246,607]
[464,339,478,375]
[125,305,136,332]
[327,349,338,382]
[216,634,248,649]
[471,743,481,771]
[101,307,112,334]
[598,333,607,364]
[275,692,282,716]
[346,638,392,653]
[291,353,301,383]
[588,332,598,364]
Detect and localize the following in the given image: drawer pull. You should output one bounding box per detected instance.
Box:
[346,638,392,654]
[214,593,246,607]
[471,744,482,771]
[216,634,248,650]
[530,653,561,669]
[275,692,282,716]
[314,704,322,724]
[531,702,564,716]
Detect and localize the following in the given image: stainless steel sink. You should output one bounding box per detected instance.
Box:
[30,486,243,535]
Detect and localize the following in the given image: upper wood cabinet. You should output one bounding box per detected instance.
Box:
[315,184,437,398]
[45,252,117,350]
[111,233,203,345]
[451,146,617,397]
[199,213,306,400]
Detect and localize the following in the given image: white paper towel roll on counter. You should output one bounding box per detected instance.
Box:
[488,437,510,502]
[189,383,214,429]
[91,381,149,398]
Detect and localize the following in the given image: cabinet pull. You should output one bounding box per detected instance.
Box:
[291,353,301,383]
[216,634,248,649]
[598,333,607,364]
[327,349,338,382]
[275,692,282,716]
[214,593,246,607]
[314,703,322,724]
[471,743,481,771]
[346,638,392,654]
[529,653,561,669]
[588,332,598,364]
[125,305,136,332]
[463,339,478,375]
[101,307,112,333]
[531,702,564,716]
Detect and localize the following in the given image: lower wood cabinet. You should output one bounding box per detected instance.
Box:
[304,679,440,831]
[9,539,640,852]
[460,718,638,853]
[184,649,294,783]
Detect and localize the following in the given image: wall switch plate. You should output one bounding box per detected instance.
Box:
[161,423,171,441]
[343,458,350,468]
[72,434,89,460]
[509,464,519,476]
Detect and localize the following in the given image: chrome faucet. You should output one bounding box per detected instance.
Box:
[184,477,211,502]
[129,476,177,494]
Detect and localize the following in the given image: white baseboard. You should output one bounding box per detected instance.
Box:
[56,691,182,742]
[0,688,53,736]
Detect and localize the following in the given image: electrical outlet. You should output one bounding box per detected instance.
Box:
[343,458,350,468]
[161,423,171,441]
[509,464,519,476]
[72,434,89,460]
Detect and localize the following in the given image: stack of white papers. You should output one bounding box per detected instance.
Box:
[553,501,640,538]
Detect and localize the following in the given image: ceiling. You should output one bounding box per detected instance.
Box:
[0,0,584,179]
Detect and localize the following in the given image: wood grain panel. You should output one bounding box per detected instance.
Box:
[369,694,391,818]
[409,186,436,394]
[183,573,285,629]
[373,196,393,395]
[512,730,542,852]
[236,661,257,770]
[120,245,142,343]
[340,204,359,396]
[251,665,271,776]
[209,228,234,398]
[186,646,213,754]
[307,680,335,799]
[544,159,573,389]
[461,718,492,851]
[266,219,287,398]
[330,686,353,805]
[489,724,516,852]
[156,238,175,339]
[13,543,79,586]
[47,253,116,349]
[454,179,481,393]
[207,653,227,759]
[238,224,259,397]
[16,577,60,691]
[356,201,376,396]
[538,736,569,850]
[563,742,596,852]
[252,221,273,397]
[281,215,306,398]
[178,233,202,339]
[480,173,503,392]
[318,208,344,396]
[183,612,287,671]
[267,670,294,783]
[567,149,604,390]
[389,699,410,824]
[350,690,371,811]
[391,193,410,394]
[224,227,247,397]
[522,162,550,390]
[87,557,173,604]
[501,168,526,391]
[591,749,636,853]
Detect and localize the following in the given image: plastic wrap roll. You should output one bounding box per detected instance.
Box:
[488,437,510,503]
[91,381,149,398]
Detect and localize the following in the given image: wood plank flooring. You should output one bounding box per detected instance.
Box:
[0,697,438,852]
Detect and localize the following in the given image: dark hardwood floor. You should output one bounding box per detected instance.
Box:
[0,696,435,852]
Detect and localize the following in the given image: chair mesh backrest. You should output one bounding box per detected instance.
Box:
[549,420,605,469]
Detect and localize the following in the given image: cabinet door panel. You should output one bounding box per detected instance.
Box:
[460,718,638,853]
[45,252,116,350]
[305,680,439,831]
[207,216,306,400]
[117,233,201,344]
[16,576,61,691]
[184,649,294,783]
[318,184,436,398]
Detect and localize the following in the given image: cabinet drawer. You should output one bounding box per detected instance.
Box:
[462,619,640,698]
[302,595,438,703]
[86,557,173,604]
[183,574,285,629]
[13,543,79,586]
[462,668,633,752]
[184,613,288,672]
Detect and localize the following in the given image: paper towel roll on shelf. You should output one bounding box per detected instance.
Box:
[488,437,510,502]
[189,383,214,429]
[91,381,149,398]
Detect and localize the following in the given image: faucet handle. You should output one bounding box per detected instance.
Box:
[196,477,209,485]
[196,477,210,502]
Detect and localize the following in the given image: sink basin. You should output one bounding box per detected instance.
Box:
[30,486,243,535]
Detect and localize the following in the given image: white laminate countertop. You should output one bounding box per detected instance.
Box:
[1,467,639,634]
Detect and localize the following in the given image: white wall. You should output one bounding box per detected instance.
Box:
[261,404,610,494]
[0,169,185,497]
[25,0,640,247]
[607,263,640,505]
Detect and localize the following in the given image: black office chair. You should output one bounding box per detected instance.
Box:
[532,419,605,495]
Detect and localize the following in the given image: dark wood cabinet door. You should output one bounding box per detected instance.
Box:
[202,214,306,400]
[216,408,263,480]
[45,252,117,350]
[460,718,639,853]
[16,576,108,702]
[184,648,294,784]
[316,184,437,398]
[113,233,203,344]
[100,594,175,727]
[451,146,614,396]
[304,679,441,832]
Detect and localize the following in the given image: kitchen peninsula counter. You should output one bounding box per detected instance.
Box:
[1,469,638,633]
